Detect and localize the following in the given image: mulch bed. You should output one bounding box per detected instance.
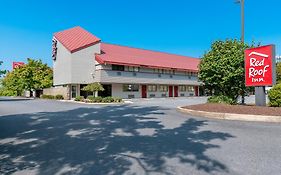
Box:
[184,103,281,116]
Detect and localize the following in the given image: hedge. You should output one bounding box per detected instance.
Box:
[41,94,64,100]
[40,94,55,99]
[81,96,122,103]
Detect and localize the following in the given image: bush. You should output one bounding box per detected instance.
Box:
[87,95,95,101]
[74,96,84,101]
[113,97,122,103]
[102,96,114,103]
[0,89,16,96]
[55,94,64,100]
[85,96,102,103]
[268,84,281,107]
[93,96,103,103]
[207,95,236,105]
[40,94,55,99]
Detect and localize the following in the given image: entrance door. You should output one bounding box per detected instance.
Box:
[174,86,178,97]
[71,85,77,98]
[169,86,173,97]
[194,86,199,96]
[141,85,147,98]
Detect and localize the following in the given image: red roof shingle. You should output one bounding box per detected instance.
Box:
[54,26,100,53]
[97,43,200,71]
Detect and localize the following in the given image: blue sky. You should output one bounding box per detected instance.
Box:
[0,0,280,71]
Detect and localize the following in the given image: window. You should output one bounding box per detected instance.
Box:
[179,85,186,92]
[123,84,139,92]
[187,86,194,92]
[112,64,124,71]
[128,66,139,72]
[159,85,168,92]
[148,85,157,92]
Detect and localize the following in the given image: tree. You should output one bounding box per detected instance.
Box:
[0,61,7,78]
[0,58,53,96]
[276,62,281,84]
[198,39,254,102]
[81,82,104,97]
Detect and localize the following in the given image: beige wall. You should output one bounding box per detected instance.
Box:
[43,86,70,100]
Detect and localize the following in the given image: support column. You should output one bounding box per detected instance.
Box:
[255,86,266,106]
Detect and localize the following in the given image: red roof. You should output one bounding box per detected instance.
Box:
[96,43,200,72]
[54,26,100,53]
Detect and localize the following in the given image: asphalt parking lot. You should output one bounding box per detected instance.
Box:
[0,96,280,175]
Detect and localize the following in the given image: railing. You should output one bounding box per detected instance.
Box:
[94,69,200,85]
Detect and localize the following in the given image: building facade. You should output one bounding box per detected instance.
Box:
[51,26,201,99]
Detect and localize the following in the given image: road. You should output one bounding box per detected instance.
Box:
[0,97,280,175]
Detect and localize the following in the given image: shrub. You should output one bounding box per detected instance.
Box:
[74,96,84,101]
[268,84,281,107]
[40,94,55,99]
[207,95,236,105]
[55,94,64,100]
[87,95,95,101]
[113,97,122,103]
[94,96,103,103]
[102,96,114,103]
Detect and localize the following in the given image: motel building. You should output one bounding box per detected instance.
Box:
[48,26,201,99]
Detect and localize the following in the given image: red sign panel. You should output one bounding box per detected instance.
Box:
[245,45,276,86]
[12,62,24,69]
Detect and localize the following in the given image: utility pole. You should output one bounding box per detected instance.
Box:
[236,0,245,104]
[241,0,245,43]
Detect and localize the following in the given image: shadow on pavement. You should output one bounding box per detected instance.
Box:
[0,104,234,175]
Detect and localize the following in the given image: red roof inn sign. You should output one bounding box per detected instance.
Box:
[245,45,276,86]
[245,45,276,106]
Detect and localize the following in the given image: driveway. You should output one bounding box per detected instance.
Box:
[0,97,280,175]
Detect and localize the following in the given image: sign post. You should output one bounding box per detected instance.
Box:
[245,45,276,106]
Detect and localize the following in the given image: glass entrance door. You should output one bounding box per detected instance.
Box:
[71,85,77,98]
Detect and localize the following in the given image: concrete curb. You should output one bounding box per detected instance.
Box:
[59,100,126,105]
[177,107,281,123]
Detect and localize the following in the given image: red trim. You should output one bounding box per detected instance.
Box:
[141,85,147,98]
[169,86,173,97]
[194,86,199,96]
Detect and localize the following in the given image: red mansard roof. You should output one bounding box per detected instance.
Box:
[54,26,200,71]
[54,26,100,53]
[96,43,200,72]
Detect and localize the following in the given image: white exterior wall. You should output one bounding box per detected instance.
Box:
[53,40,100,86]
[71,43,100,84]
[53,41,72,85]
[111,84,195,99]
[112,84,141,99]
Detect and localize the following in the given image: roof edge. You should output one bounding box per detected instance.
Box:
[101,42,200,60]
